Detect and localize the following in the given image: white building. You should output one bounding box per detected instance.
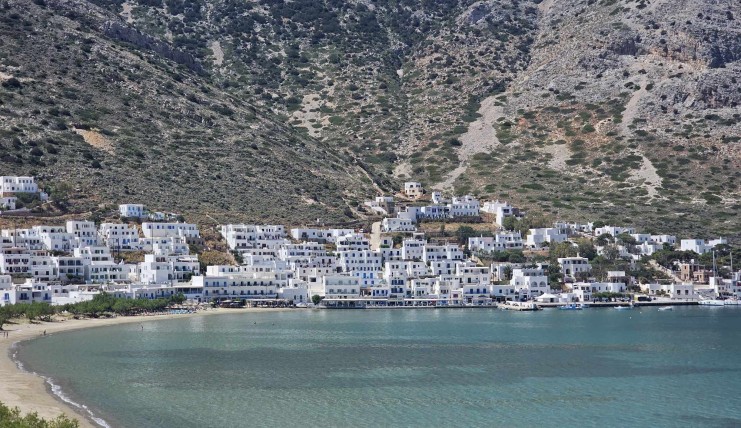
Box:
[220,224,285,250]
[319,275,361,299]
[0,248,30,274]
[481,200,520,226]
[403,182,424,198]
[680,238,727,255]
[641,283,695,299]
[382,217,415,233]
[143,222,200,239]
[364,196,395,215]
[468,232,523,252]
[0,197,16,210]
[594,226,635,237]
[337,250,383,287]
[526,228,567,248]
[99,223,140,250]
[67,221,99,247]
[510,268,549,299]
[558,257,592,278]
[119,204,146,218]
[140,254,199,285]
[290,228,355,243]
[0,278,51,306]
[0,176,38,195]
[336,234,370,252]
[423,244,464,263]
[448,195,480,217]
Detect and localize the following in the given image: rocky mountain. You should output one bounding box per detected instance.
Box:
[0,0,738,237]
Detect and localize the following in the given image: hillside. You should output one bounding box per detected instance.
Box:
[0,0,374,224]
[0,0,738,237]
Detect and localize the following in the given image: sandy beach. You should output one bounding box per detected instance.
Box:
[0,307,292,427]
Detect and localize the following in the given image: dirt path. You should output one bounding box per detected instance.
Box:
[435,95,503,191]
[73,128,114,154]
[120,1,134,24]
[210,41,224,67]
[291,93,323,138]
[620,72,662,198]
[370,221,382,250]
[540,143,572,171]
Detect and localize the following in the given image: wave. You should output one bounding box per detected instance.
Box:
[11,343,111,428]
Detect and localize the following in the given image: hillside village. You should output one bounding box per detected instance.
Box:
[0,175,739,309]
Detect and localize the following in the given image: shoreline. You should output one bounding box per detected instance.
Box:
[0,307,292,427]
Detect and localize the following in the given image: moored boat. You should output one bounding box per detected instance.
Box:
[698,297,725,306]
[559,304,584,310]
[658,306,673,311]
[500,301,540,311]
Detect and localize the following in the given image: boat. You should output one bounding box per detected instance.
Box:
[500,301,540,311]
[559,304,584,310]
[698,297,725,306]
[614,304,633,310]
[658,306,673,311]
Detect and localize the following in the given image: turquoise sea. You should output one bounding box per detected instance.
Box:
[15,307,741,427]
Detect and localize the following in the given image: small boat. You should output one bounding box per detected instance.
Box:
[614,305,633,310]
[658,306,673,311]
[559,304,584,310]
[698,297,725,306]
[500,301,540,311]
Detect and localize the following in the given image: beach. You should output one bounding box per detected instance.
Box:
[0,307,291,427]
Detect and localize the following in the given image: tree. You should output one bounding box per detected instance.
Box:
[311,295,323,305]
[0,401,79,428]
[602,245,621,261]
[616,233,637,246]
[456,226,477,244]
[576,239,597,260]
[595,233,613,247]
[501,265,513,281]
[169,292,186,305]
[549,241,577,261]
[0,307,9,331]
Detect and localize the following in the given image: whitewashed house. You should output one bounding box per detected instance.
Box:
[448,195,480,217]
[139,254,199,285]
[401,238,426,261]
[67,221,99,247]
[99,223,140,250]
[481,200,520,226]
[33,226,73,252]
[510,268,549,299]
[0,248,30,274]
[290,228,355,243]
[526,228,567,248]
[0,278,51,306]
[469,232,523,252]
[680,238,727,254]
[337,250,383,287]
[382,217,415,232]
[143,222,200,239]
[118,204,146,218]
[423,244,464,263]
[0,197,16,210]
[558,256,592,278]
[336,234,370,252]
[403,182,424,198]
[594,226,635,237]
[0,176,38,195]
[311,275,361,299]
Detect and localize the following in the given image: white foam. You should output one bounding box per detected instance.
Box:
[11,343,111,428]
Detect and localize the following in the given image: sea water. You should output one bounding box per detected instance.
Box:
[16,307,741,427]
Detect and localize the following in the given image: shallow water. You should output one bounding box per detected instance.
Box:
[17,307,741,427]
